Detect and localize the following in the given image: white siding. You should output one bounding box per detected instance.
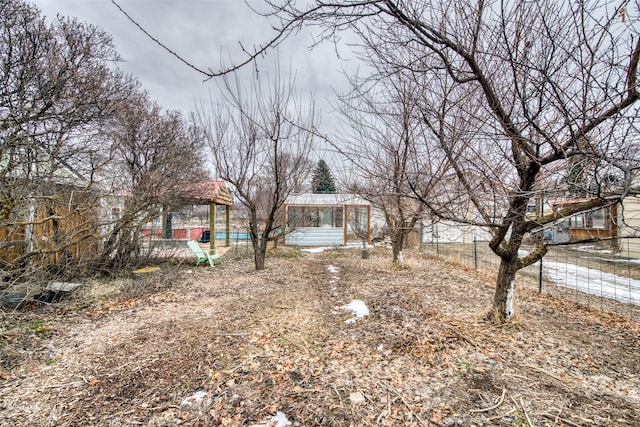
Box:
[620,196,640,258]
[421,221,491,244]
[285,227,344,246]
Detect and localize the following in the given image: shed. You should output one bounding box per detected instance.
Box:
[284,193,371,247]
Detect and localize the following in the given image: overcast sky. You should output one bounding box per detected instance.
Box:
[31,0,356,134]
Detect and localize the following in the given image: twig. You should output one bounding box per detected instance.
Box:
[221,354,265,374]
[470,387,506,413]
[509,397,534,427]
[484,408,516,423]
[520,398,533,427]
[502,372,531,381]
[379,381,431,427]
[46,380,85,389]
[332,385,341,398]
[444,325,479,347]
[525,364,566,383]
[540,412,581,427]
[142,404,181,411]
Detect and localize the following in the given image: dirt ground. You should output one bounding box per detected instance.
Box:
[1,246,639,426]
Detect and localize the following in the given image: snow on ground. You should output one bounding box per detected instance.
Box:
[574,245,615,254]
[301,247,328,253]
[339,300,370,324]
[592,256,640,265]
[301,244,374,254]
[327,265,339,274]
[543,260,640,306]
[180,391,208,406]
[250,411,291,427]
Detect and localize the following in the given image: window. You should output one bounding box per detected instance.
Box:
[335,207,343,227]
[287,206,344,228]
[571,208,608,230]
[287,208,303,228]
[592,208,606,229]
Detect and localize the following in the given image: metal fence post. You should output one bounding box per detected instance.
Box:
[473,236,478,270]
[539,256,543,293]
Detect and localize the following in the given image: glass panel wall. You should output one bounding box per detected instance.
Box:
[287,206,344,228]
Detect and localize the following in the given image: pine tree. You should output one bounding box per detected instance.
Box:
[311,159,337,193]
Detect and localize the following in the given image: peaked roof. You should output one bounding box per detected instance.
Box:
[180,180,233,206]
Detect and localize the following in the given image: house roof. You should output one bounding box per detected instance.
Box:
[286,193,370,206]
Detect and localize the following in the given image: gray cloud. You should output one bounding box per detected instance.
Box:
[32,0,353,129]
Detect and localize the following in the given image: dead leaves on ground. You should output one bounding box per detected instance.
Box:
[1,248,639,426]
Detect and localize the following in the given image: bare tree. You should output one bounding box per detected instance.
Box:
[336,71,435,265]
[199,69,315,270]
[0,0,138,283]
[98,92,208,270]
[247,0,640,322]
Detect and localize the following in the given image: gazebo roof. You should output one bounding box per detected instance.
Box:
[179,180,233,206]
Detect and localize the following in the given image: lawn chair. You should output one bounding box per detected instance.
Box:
[187,240,222,267]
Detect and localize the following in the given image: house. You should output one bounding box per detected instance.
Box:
[284,193,371,247]
[550,199,619,249]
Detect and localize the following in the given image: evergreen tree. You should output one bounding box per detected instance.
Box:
[311,160,337,193]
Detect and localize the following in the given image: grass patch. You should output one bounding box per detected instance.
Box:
[271,248,305,259]
[31,319,52,337]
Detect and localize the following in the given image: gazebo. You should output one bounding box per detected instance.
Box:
[162,180,233,249]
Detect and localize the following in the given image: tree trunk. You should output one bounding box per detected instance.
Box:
[254,248,266,270]
[250,226,268,271]
[391,233,405,265]
[489,256,519,323]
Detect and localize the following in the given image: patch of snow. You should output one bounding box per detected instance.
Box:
[301,247,329,253]
[575,245,614,254]
[344,243,373,249]
[544,260,640,306]
[250,411,292,427]
[519,248,640,306]
[593,256,640,265]
[180,390,208,406]
[327,265,339,274]
[300,244,373,254]
[339,300,370,324]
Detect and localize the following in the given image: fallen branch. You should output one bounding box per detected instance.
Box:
[470,387,506,413]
